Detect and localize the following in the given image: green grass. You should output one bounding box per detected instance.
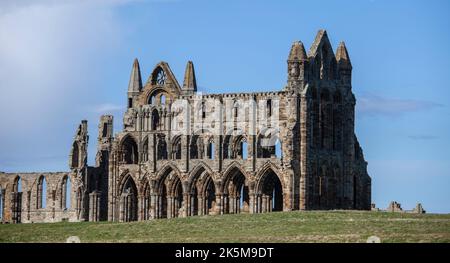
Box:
[1,211,450,243]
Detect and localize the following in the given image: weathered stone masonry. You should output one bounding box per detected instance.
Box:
[0,30,371,223]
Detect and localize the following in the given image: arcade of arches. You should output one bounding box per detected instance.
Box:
[113,165,286,222]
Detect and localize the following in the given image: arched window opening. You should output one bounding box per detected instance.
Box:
[207,141,214,160]
[172,137,182,160]
[149,95,156,105]
[201,101,206,119]
[241,141,248,160]
[37,176,47,209]
[233,101,239,119]
[160,94,166,105]
[172,178,183,218]
[61,176,71,209]
[260,170,283,212]
[151,109,160,131]
[120,176,138,222]
[267,99,272,118]
[257,132,278,158]
[128,98,133,108]
[102,123,108,137]
[275,139,282,159]
[223,168,247,214]
[152,67,167,85]
[190,135,204,159]
[121,136,138,164]
[15,177,22,193]
[71,142,79,168]
[157,135,168,160]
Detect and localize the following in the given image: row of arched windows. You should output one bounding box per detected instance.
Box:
[11,176,71,210]
[120,133,282,164]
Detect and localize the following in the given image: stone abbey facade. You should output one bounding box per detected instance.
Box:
[0,30,371,223]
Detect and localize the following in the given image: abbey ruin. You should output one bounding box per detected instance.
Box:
[0,30,371,223]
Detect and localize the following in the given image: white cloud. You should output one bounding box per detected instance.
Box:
[356,93,443,117]
[93,103,125,113]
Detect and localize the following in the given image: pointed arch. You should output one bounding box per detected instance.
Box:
[186,163,217,216]
[119,175,138,222]
[222,163,249,214]
[147,62,182,91]
[171,135,182,160]
[71,141,79,168]
[60,175,71,209]
[37,175,47,209]
[151,109,160,130]
[120,134,139,164]
[257,128,280,158]
[255,165,284,212]
[156,134,168,160]
[154,165,183,218]
[13,176,22,193]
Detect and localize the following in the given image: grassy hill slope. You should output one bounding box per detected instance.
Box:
[1,210,449,243]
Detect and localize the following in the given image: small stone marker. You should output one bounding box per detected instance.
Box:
[66,236,81,243]
[366,236,381,243]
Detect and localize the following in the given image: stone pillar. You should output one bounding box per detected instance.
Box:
[299,94,309,210]
[89,191,101,222]
[183,193,190,217]
[150,194,157,219]
[167,196,173,219]
[215,194,223,215]
[198,196,204,216]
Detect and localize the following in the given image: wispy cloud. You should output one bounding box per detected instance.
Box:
[408,135,439,140]
[356,93,443,117]
[92,103,124,113]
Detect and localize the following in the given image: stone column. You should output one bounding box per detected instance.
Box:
[198,196,204,216]
[89,191,101,222]
[299,94,309,210]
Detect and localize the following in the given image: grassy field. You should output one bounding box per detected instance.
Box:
[1,210,449,243]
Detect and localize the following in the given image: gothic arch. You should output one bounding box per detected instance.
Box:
[188,162,214,187]
[187,165,216,216]
[255,163,284,193]
[58,175,71,209]
[119,175,138,222]
[156,134,168,160]
[151,109,160,130]
[256,128,281,158]
[120,134,139,164]
[171,135,182,160]
[36,175,47,209]
[222,163,249,214]
[71,141,80,168]
[13,176,22,193]
[155,163,182,182]
[255,165,284,212]
[154,165,183,218]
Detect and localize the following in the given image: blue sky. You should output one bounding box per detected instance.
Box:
[0,0,449,213]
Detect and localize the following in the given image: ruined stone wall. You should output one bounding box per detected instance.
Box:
[0,30,371,224]
[0,172,79,223]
